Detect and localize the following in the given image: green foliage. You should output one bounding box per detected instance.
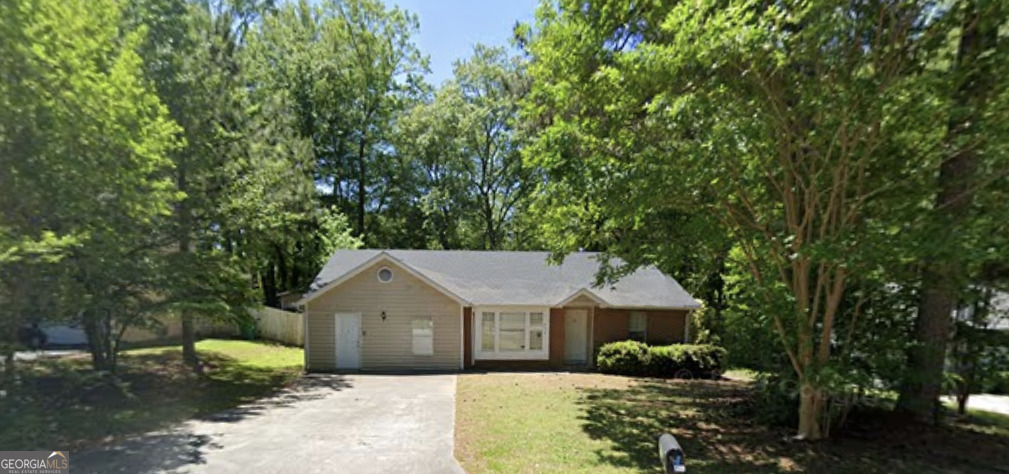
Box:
[596,340,649,375]
[520,0,1009,438]
[646,344,727,379]
[394,44,538,250]
[688,301,719,345]
[596,341,726,378]
[244,0,427,246]
[983,371,1009,395]
[949,289,1009,409]
[0,0,180,369]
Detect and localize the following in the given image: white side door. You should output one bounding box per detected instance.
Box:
[335,312,362,369]
[564,309,588,363]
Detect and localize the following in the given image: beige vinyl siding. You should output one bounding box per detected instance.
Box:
[305,260,461,371]
[566,294,599,307]
[305,304,335,370]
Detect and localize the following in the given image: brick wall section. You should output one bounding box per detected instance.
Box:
[646,309,688,345]
[467,307,689,371]
[593,308,630,353]
[592,308,688,353]
[549,308,565,365]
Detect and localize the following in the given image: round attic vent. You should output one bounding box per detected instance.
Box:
[377,267,394,283]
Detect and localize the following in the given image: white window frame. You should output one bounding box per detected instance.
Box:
[377,266,394,283]
[474,306,550,360]
[629,311,648,341]
[412,317,434,356]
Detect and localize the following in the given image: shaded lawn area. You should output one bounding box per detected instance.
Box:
[456,373,1009,473]
[0,339,303,451]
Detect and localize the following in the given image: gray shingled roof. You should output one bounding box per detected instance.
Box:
[306,249,700,308]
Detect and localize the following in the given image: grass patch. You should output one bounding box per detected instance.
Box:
[456,373,1009,473]
[963,408,1009,436]
[943,402,1009,438]
[722,368,759,382]
[0,339,303,451]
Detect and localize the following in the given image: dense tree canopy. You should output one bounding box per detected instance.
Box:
[520,0,1009,438]
[2,0,1007,444]
[0,0,180,370]
[0,0,537,373]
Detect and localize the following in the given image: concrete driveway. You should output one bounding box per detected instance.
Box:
[74,374,464,474]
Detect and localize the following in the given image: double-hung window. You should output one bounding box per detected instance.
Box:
[629,311,647,342]
[412,317,434,356]
[475,308,549,360]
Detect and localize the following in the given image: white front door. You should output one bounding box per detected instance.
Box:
[335,312,361,369]
[564,309,588,363]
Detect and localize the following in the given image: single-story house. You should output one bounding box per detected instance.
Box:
[297,249,700,371]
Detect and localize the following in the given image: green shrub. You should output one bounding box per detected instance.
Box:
[596,340,649,375]
[984,371,1009,395]
[647,344,727,378]
[596,341,726,378]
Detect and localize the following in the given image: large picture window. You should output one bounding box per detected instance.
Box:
[475,307,550,360]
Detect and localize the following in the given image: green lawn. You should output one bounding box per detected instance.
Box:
[0,339,303,451]
[456,373,1009,473]
[956,408,1009,437]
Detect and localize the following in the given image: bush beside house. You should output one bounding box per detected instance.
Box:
[596,340,727,378]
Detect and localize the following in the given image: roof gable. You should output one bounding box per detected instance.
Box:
[297,252,470,306]
[303,249,700,309]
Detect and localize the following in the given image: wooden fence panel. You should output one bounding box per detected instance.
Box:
[250,307,303,346]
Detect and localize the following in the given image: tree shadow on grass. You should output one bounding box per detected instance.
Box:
[578,379,791,473]
[67,357,352,473]
[120,351,352,423]
[1,349,349,453]
[578,378,1009,474]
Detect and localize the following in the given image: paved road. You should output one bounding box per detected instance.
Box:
[12,349,84,361]
[74,374,464,474]
[958,394,1009,416]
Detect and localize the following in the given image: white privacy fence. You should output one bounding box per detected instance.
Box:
[250,307,304,346]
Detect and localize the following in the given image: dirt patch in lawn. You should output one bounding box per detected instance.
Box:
[456,372,1009,473]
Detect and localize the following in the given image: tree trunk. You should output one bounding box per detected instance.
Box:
[798,380,825,440]
[181,311,197,366]
[897,2,996,422]
[356,138,367,239]
[83,312,111,372]
[275,244,288,293]
[956,392,969,415]
[482,198,497,250]
[261,263,279,308]
[900,279,956,422]
[178,163,199,370]
[2,351,13,389]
